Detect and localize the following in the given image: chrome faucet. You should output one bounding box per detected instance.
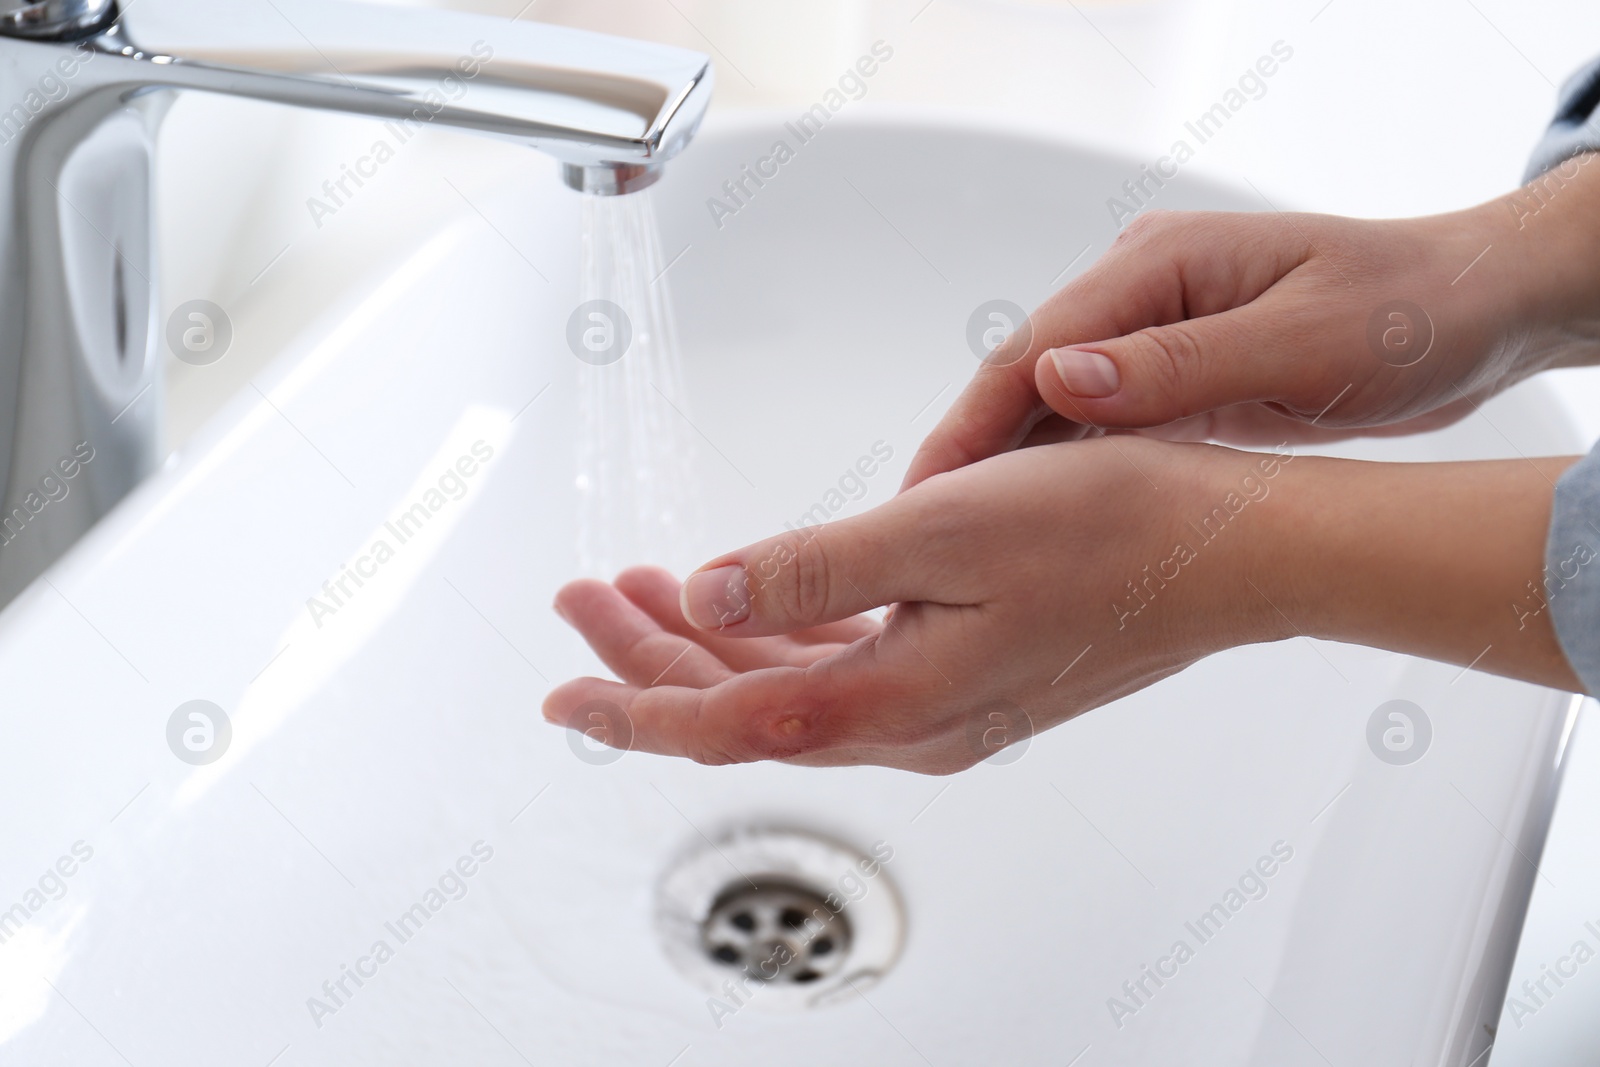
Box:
[0,0,712,606]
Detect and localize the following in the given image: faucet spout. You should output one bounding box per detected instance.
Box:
[112,0,712,186]
[0,0,712,607]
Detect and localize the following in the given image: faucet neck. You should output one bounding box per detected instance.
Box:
[0,0,712,607]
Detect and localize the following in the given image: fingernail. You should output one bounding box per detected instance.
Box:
[552,600,570,625]
[681,564,750,630]
[1048,347,1119,398]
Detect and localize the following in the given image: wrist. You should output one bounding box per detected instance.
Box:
[1459,156,1600,372]
[1162,443,1315,654]
[1259,452,1583,690]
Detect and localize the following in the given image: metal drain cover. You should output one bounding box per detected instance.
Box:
[702,880,852,986]
[656,827,904,1011]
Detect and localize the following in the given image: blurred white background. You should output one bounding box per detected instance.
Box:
[152,3,1600,1061]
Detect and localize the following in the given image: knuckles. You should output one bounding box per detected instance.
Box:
[1114,208,1176,246]
[1112,208,1271,258]
[1127,321,1208,417]
[759,532,835,627]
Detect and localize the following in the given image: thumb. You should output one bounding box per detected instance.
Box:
[1035,298,1332,428]
[679,500,932,638]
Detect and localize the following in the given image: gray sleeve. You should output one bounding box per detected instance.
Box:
[1529,60,1600,694]
[1524,56,1600,182]
[1547,458,1600,694]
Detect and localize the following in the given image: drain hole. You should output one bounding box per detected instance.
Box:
[658,828,907,1008]
[700,879,852,985]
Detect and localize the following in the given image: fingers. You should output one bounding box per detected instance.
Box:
[900,255,1165,489]
[547,571,1001,771]
[1034,289,1342,430]
[541,643,976,770]
[611,567,861,671]
[901,211,1318,488]
[900,216,1204,490]
[546,568,959,767]
[554,579,735,689]
[676,491,955,639]
[541,667,852,765]
[617,566,877,645]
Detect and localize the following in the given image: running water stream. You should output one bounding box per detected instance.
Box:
[575,191,705,577]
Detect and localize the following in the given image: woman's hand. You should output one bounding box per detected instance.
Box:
[546,438,1277,773]
[545,439,1582,773]
[902,163,1600,489]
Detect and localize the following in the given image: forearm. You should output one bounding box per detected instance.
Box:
[1257,454,1583,691]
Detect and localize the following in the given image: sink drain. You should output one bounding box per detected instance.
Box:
[702,880,852,986]
[656,827,904,1010]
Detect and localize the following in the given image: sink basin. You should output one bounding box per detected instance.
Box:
[0,113,1582,1066]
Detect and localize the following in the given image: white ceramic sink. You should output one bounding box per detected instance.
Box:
[0,114,1583,1066]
